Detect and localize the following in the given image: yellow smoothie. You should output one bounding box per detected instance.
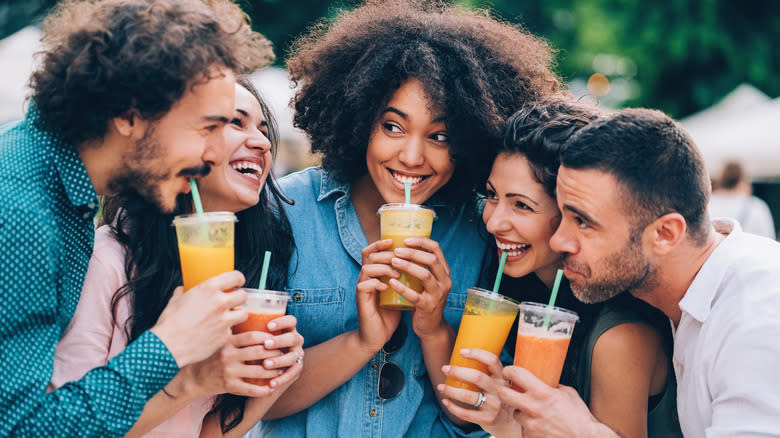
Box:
[178,243,234,291]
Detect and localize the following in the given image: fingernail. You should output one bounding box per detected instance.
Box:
[265,339,275,347]
[267,322,277,330]
[394,248,411,256]
[437,384,445,392]
[277,370,284,375]
[460,348,470,355]
[391,257,403,265]
[442,365,451,373]
[265,360,274,367]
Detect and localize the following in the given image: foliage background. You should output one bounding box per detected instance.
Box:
[2,0,778,117]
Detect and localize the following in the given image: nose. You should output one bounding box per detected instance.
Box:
[398,137,425,168]
[483,200,512,236]
[202,128,227,167]
[245,126,271,153]
[549,220,576,255]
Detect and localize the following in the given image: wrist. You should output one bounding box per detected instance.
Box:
[417,321,454,346]
[150,324,190,368]
[351,329,383,357]
[587,418,621,438]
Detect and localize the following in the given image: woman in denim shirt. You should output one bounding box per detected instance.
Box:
[252,2,560,437]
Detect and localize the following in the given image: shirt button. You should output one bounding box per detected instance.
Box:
[369,408,377,417]
[372,361,379,370]
[82,212,91,219]
[292,293,303,301]
[87,202,96,209]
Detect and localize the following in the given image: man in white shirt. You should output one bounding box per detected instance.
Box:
[497,108,780,437]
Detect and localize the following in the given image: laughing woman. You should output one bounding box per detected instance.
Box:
[49,76,304,437]
[253,1,560,437]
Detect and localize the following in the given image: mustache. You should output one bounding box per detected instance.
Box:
[177,164,211,179]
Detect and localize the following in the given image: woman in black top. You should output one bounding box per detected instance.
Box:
[438,97,681,437]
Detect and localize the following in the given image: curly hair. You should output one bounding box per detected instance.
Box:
[501,97,600,198]
[287,0,560,205]
[30,0,274,146]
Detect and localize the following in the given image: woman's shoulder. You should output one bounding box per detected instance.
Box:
[278,166,325,195]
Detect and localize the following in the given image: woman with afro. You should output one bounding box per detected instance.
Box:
[251,1,559,436]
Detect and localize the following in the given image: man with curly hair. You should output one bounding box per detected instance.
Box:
[252,1,559,437]
[0,0,271,436]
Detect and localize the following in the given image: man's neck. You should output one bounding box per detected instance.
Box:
[640,229,726,326]
[76,136,124,197]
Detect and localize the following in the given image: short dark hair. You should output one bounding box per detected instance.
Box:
[287,0,559,205]
[501,97,599,199]
[30,0,273,146]
[560,108,711,244]
[717,160,745,190]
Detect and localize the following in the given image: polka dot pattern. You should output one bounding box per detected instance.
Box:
[0,108,179,436]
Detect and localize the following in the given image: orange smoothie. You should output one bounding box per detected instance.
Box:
[379,228,428,309]
[232,311,284,385]
[178,243,234,291]
[445,312,517,391]
[513,333,571,387]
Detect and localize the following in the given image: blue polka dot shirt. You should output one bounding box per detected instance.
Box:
[0,107,179,437]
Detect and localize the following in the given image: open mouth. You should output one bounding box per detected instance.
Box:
[390,169,428,186]
[495,239,530,257]
[231,160,263,182]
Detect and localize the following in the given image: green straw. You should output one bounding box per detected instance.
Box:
[404,182,411,204]
[542,268,564,328]
[491,251,508,293]
[189,179,205,215]
[257,251,271,290]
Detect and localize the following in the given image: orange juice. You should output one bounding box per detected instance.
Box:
[233,311,284,386]
[178,243,234,291]
[445,312,517,391]
[513,333,571,387]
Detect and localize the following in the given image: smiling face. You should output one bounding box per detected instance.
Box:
[109,66,236,213]
[198,83,272,213]
[365,78,455,205]
[482,153,563,285]
[550,166,657,303]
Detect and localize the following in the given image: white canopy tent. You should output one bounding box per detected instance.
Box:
[681,84,780,180]
[0,26,41,124]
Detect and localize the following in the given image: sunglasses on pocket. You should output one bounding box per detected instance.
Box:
[378,320,407,400]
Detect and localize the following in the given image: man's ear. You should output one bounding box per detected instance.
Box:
[646,212,687,255]
[111,110,148,140]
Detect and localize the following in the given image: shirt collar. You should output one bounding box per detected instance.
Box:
[678,218,740,323]
[27,106,99,212]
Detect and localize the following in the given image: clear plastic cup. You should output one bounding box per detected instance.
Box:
[172,212,237,291]
[445,287,519,391]
[514,301,579,387]
[377,203,436,310]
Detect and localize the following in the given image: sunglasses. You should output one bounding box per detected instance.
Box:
[378,320,407,401]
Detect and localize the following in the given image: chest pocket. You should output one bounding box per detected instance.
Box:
[285,287,345,347]
[443,288,468,333]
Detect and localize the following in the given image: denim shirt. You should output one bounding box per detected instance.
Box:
[254,167,490,438]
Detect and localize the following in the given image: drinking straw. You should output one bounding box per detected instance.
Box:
[542,268,564,328]
[491,251,508,293]
[189,179,205,215]
[189,178,210,243]
[258,250,272,290]
[404,182,411,204]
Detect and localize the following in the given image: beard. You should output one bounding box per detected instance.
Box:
[566,229,657,304]
[107,124,209,213]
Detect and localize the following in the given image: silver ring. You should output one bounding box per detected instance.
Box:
[473,391,486,409]
[295,354,303,365]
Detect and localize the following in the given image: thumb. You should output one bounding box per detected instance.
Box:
[170,285,185,301]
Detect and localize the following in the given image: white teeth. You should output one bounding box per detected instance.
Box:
[391,171,424,185]
[496,239,529,256]
[231,161,263,176]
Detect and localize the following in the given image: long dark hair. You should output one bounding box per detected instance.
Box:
[101,76,294,433]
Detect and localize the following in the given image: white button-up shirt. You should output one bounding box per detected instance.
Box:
[674,218,780,437]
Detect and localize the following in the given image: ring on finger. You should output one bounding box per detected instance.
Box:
[473,391,486,409]
[295,354,303,365]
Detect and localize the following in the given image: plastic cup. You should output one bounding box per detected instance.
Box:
[173,212,237,291]
[377,203,436,310]
[232,288,290,385]
[445,287,519,392]
[513,301,579,387]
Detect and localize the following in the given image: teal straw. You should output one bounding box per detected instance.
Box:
[491,251,508,293]
[404,182,411,204]
[543,269,564,328]
[189,179,205,215]
[258,251,271,290]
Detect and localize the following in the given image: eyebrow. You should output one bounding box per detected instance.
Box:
[562,204,599,227]
[381,106,446,124]
[202,115,230,124]
[486,180,540,207]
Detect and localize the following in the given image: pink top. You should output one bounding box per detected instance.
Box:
[50,225,214,437]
